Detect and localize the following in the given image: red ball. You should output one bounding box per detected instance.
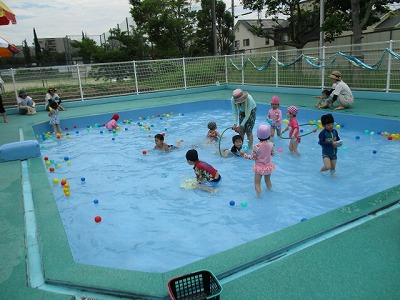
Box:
[49,167,55,172]
[142,150,147,155]
[56,136,61,139]
[44,157,49,161]
[74,126,77,129]
[162,132,166,136]
[388,136,393,140]
[94,216,102,223]
[65,127,68,131]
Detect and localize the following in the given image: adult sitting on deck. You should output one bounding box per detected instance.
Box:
[17,90,36,115]
[327,70,354,110]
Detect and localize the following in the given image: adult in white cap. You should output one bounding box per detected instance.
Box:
[327,70,354,110]
[231,89,257,148]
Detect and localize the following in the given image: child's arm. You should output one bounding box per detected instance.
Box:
[291,128,298,139]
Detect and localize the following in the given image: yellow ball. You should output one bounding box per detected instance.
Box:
[309,120,314,125]
[63,188,69,193]
[45,161,51,166]
[116,126,120,130]
[283,119,289,124]
[66,135,71,139]
[336,125,341,129]
[64,183,70,188]
[317,120,321,124]
[139,117,142,120]
[52,178,59,184]
[65,191,70,197]
[56,163,61,168]
[67,161,71,165]
[319,125,323,129]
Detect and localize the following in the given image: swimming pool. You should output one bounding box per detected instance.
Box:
[34,100,400,273]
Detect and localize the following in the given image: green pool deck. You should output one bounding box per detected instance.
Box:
[1,86,400,300]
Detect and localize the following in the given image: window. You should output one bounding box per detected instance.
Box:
[235,40,240,48]
[243,39,250,47]
[265,38,270,45]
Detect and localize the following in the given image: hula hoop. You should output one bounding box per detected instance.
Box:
[279,123,319,139]
[218,127,233,156]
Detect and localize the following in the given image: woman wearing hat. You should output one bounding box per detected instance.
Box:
[17,90,36,115]
[327,71,354,110]
[231,89,257,149]
[45,86,65,111]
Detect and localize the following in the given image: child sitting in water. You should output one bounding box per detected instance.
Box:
[106,114,119,130]
[186,149,221,192]
[207,121,221,142]
[221,135,243,157]
[153,133,183,151]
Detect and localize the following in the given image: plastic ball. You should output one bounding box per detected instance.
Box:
[49,167,55,172]
[76,131,79,134]
[56,163,61,169]
[240,201,248,207]
[64,156,69,161]
[100,131,103,134]
[66,136,70,139]
[81,177,86,182]
[67,161,71,165]
[93,199,99,204]
[336,125,341,129]
[355,136,360,140]
[142,150,147,155]
[301,218,308,222]
[63,188,69,193]
[278,148,283,153]
[364,130,369,135]
[94,216,102,223]
[112,137,115,141]
[64,191,70,197]
[388,136,393,140]
[44,157,49,161]
[65,127,68,131]
[52,178,59,184]
[229,200,235,206]
[372,150,377,154]
[342,146,348,152]
[45,161,51,166]
[64,183,70,189]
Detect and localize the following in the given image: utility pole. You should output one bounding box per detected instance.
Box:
[212,0,217,55]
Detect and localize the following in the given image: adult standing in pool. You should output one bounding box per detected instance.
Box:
[327,70,354,110]
[231,89,257,149]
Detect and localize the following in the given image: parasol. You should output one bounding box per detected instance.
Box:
[0,36,19,57]
[0,1,16,25]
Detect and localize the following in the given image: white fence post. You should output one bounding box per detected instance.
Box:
[321,46,326,89]
[11,68,17,101]
[182,57,187,89]
[133,60,139,95]
[224,55,228,84]
[385,40,393,93]
[241,53,244,85]
[76,64,84,101]
[275,50,279,87]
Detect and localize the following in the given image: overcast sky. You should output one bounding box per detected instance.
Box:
[2,0,260,46]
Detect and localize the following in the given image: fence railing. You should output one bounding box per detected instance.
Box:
[1,40,400,107]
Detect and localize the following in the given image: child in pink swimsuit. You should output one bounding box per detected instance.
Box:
[267,95,282,138]
[106,114,119,130]
[282,106,300,155]
[242,124,275,198]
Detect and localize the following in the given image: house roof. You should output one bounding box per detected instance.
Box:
[235,19,287,33]
[374,9,400,30]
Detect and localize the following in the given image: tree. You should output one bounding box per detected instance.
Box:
[242,0,321,49]
[108,27,150,59]
[195,0,234,55]
[22,39,32,66]
[129,0,196,58]
[33,28,43,64]
[71,37,101,64]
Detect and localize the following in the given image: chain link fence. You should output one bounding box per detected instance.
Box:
[1,40,399,108]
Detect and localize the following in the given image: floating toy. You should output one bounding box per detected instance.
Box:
[229,201,235,206]
[49,167,55,172]
[93,199,99,204]
[52,178,59,184]
[180,178,198,190]
[240,201,248,208]
[81,177,86,183]
[94,216,102,223]
[142,150,147,155]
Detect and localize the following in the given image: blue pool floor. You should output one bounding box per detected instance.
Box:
[0,87,400,299]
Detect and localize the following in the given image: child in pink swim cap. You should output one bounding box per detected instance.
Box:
[242,124,275,198]
[267,96,282,138]
[106,114,119,130]
[282,106,300,156]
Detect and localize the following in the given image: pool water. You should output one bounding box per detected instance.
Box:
[38,107,400,273]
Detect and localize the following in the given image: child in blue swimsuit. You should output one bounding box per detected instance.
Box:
[318,113,342,173]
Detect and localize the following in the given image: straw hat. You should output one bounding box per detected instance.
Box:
[329,70,341,80]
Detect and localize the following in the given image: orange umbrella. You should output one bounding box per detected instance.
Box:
[0,36,18,57]
[0,1,16,25]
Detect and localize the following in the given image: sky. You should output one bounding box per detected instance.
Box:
[2,0,261,47]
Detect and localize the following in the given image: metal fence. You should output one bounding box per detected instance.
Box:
[1,40,400,107]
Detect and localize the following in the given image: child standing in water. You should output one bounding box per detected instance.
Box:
[48,101,62,134]
[267,95,282,138]
[319,113,341,173]
[242,124,275,198]
[282,106,300,155]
